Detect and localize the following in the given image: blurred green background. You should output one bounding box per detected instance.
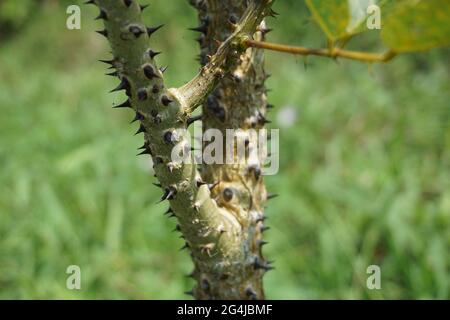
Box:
[0,0,449,299]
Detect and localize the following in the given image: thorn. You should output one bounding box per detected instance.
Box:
[138,143,148,150]
[184,290,194,296]
[143,64,160,79]
[264,73,272,81]
[208,182,219,191]
[140,4,149,11]
[105,71,118,77]
[173,224,181,233]
[110,77,130,93]
[151,84,160,94]
[153,156,163,166]
[228,14,238,25]
[187,114,202,127]
[265,264,275,272]
[222,188,234,202]
[248,165,261,180]
[131,111,145,123]
[84,0,96,5]
[113,99,132,109]
[258,240,268,247]
[158,186,177,203]
[147,24,164,37]
[256,216,266,223]
[163,207,173,215]
[163,131,174,144]
[161,95,173,106]
[269,9,280,18]
[180,242,190,251]
[152,182,162,188]
[123,0,132,7]
[261,27,273,35]
[267,193,278,200]
[228,19,238,30]
[96,29,108,38]
[95,9,108,20]
[160,66,168,73]
[134,124,146,135]
[196,179,207,188]
[188,25,208,34]
[258,111,271,125]
[99,59,115,66]
[137,146,152,156]
[147,49,161,60]
[193,202,200,212]
[253,256,273,271]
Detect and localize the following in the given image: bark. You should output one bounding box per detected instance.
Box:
[189,0,272,300]
[92,0,274,299]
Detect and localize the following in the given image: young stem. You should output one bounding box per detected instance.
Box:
[244,39,397,63]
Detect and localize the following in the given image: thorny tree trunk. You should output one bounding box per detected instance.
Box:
[190,0,272,299]
[92,0,275,299]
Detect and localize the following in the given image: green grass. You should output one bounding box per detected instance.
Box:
[0,2,449,299]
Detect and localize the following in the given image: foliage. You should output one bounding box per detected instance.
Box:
[305,0,450,52]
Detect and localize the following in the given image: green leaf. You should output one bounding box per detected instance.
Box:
[305,0,381,42]
[381,0,450,52]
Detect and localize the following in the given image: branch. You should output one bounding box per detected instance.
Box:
[95,0,244,265]
[244,39,397,63]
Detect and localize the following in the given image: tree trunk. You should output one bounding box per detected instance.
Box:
[189,0,271,300]
[93,0,274,300]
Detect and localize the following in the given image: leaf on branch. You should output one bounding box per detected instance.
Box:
[381,0,450,52]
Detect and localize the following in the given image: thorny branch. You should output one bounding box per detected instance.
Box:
[92,0,275,300]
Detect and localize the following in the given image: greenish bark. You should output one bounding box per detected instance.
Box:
[92,0,274,299]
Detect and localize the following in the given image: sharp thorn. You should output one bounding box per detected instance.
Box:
[147,24,164,37]
[113,99,132,109]
[134,124,146,135]
[95,9,108,21]
[96,29,108,38]
[187,114,202,126]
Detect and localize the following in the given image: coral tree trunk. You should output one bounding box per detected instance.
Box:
[94,0,274,299]
[189,0,272,300]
